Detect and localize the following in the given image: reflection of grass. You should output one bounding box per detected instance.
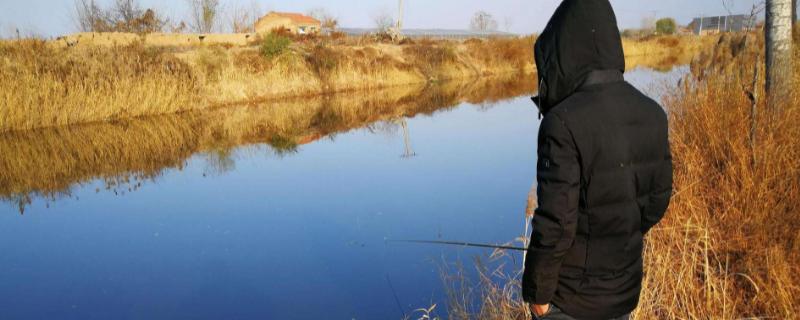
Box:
[268,135,299,155]
[0,74,536,212]
[442,36,800,319]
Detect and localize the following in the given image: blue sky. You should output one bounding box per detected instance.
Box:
[0,0,779,37]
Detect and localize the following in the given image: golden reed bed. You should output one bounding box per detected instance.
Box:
[0,34,712,133]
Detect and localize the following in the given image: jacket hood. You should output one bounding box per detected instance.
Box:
[533,0,625,114]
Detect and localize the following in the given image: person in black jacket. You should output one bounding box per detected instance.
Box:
[522,1,673,319]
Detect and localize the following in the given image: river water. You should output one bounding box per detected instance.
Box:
[0,66,687,319]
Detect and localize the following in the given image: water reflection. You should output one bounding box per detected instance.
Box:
[0,74,536,213]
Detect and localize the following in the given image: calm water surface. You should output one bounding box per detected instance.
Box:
[0,67,685,319]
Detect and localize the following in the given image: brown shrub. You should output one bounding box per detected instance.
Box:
[656,36,680,48]
[463,38,484,46]
[306,44,342,80]
[329,31,346,41]
[402,43,458,78]
[465,36,534,71]
[233,49,271,72]
[195,46,229,80]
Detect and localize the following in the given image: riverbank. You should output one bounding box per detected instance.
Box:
[0,36,534,133]
[0,34,714,133]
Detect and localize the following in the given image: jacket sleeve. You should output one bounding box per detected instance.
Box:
[522,113,580,304]
[641,142,673,234]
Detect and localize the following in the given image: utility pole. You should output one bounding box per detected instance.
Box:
[699,14,704,35]
[397,0,404,30]
[399,119,416,158]
[765,0,794,111]
[723,15,728,32]
[388,0,405,42]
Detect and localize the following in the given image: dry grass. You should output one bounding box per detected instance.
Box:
[464,36,536,73]
[635,35,800,319]
[443,34,800,319]
[440,251,529,320]
[0,33,709,132]
[0,36,538,132]
[0,40,201,131]
[624,34,720,71]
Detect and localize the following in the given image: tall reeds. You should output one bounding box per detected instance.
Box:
[0,37,536,133]
[0,34,703,133]
[0,40,201,132]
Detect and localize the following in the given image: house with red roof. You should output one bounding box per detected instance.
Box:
[254,12,321,35]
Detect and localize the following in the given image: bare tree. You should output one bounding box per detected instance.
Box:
[470,11,498,31]
[113,0,141,27]
[640,16,656,31]
[228,7,250,33]
[187,0,220,33]
[745,2,766,32]
[226,1,262,33]
[307,7,338,32]
[503,16,514,33]
[172,21,188,33]
[73,0,167,33]
[722,0,735,15]
[765,0,795,110]
[373,11,395,33]
[75,0,109,32]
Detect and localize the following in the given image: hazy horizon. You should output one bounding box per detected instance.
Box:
[0,0,786,38]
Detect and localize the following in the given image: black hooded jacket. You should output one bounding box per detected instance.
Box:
[522,1,673,319]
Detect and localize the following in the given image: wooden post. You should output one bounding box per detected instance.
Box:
[750,54,761,167]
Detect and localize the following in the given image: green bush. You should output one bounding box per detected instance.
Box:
[656,18,677,35]
[260,34,291,59]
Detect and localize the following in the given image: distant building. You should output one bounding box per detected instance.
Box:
[688,15,756,35]
[255,12,321,35]
[338,28,518,40]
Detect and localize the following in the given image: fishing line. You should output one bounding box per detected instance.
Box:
[387,239,528,251]
[385,273,406,318]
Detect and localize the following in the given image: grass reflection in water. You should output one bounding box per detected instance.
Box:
[0,74,536,213]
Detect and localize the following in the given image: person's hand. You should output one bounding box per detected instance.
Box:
[529,303,551,317]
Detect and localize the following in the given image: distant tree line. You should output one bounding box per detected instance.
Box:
[73,0,339,35]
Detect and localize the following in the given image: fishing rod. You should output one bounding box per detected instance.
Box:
[388,239,528,251]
